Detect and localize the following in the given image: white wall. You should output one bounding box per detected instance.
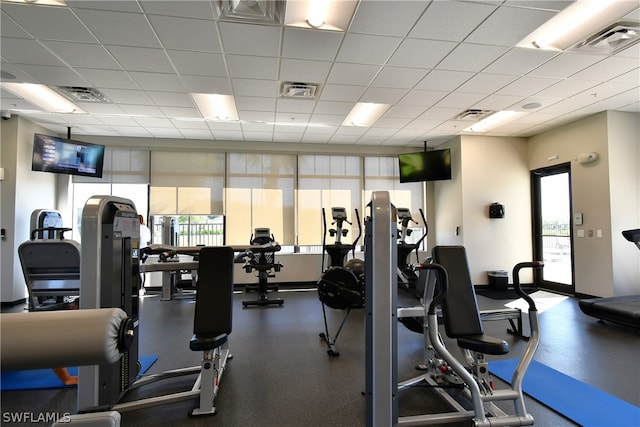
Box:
[433,135,532,284]
[607,111,640,296]
[529,111,640,297]
[1,116,58,303]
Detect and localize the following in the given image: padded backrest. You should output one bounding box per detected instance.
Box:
[193,246,234,338]
[431,246,483,337]
[18,240,81,280]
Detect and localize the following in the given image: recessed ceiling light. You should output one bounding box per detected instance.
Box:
[343,103,390,127]
[1,83,84,113]
[464,111,523,132]
[191,93,239,121]
[285,0,358,31]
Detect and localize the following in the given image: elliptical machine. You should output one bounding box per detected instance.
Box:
[317,207,364,356]
[396,207,428,297]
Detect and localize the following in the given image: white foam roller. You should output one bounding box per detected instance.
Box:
[1,308,129,371]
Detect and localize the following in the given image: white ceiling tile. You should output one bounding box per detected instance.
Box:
[276,99,315,114]
[467,6,556,47]
[497,76,560,96]
[15,64,89,86]
[279,59,332,84]
[146,91,193,107]
[397,89,447,107]
[107,46,175,73]
[238,111,276,122]
[1,10,33,38]
[610,68,640,85]
[118,104,163,116]
[404,119,443,131]
[180,76,231,94]
[111,126,152,137]
[171,118,209,129]
[409,1,497,42]
[74,68,139,90]
[128,72,185,92]
[219,22,281,56]
[375,117,412,129]
[68,1,143,13]
[148,15,221,52]
[313,101,353,115]
[483,48,558,76]
[361,87,407,104]
[40,41,120,69]
[99,89,153,105]
[0,63,36,83]
[2,4,97,42]
[319,84,366,102]
[97,115,139,126]
[147,127,184,138]
[226,55,279,79]
[232,79,279,98]
[74,9,160,48]
[212,130,243,140]
[536,79,600,98]
[75,103,124,115]
[472,94,524,111]
[571,57,640,82]
[388,39,457,68]
[207,121,242,131]
[435,92,487,109]
[235,96,277,111]
[166,50,226,77]
[1,38,67,66]
[437,43,510,73]
[457,73,517,94]
[243,131,274,141]
[415,70,474,91]
[282,28,343,61]
[348,1,426,37]
[326,63,380,85]
[242,122,274,132]
[139,1,214,20]
[304,124,338,134]
[528,52,606,78]
[309,114,347,126]
[371,67,428,89]
[419,106,462,121]
[386,105,428,119]
[336,33,402,65]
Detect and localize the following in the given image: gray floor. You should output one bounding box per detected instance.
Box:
[2,286,639,426]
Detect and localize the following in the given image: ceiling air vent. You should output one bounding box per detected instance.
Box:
[571,21,640,54]
[280,82,319,100]
[55,86,111,103]
[453,109,495,121]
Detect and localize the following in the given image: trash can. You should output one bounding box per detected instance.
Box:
[487,270,508,290]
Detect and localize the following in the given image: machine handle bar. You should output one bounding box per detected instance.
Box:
[512,261,544,312]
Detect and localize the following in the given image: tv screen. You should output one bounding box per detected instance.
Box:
[398,149,451,183]
[32,133,105,178]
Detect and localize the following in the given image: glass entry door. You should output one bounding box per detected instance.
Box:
[531,163,575,293]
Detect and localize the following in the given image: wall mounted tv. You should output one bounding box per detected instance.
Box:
[398,149,451,183]
[32,133,105,178]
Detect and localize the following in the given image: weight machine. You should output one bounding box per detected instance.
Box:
[396,207,428,296]
[365,191,544,427]
[239,228,284,307]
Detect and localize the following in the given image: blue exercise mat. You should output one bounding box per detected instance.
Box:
[490,358,640,427]
[0,355,157,391]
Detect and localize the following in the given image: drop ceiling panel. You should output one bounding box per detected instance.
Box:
[336,33,402,65]
[528,52,607,78]
[437,43,510,72]
[457,73,517,94]
[279,58,332,83]
[388,38,458,68]
[2,4,97,42]
[571,56,640,82]
[497,76,561,97]
[219,22,281,56]
[415,70,475,91]
[139,0,215,20]
[360,87,408,104]
[318,84,366,102]
[326,63,380,86]
[226,55,279,79]
[100,89,154,105]
[1,10,33,38]
[74,9,161,48]
[467,6,556,47]
[128,72,185,92]
[67,1,143,14]
[180,75,231,94]
[347,1,426,37]
[40,41,121,69]
[75,69,138,90]
[483,48,558,76]
[167,50,227,77]
[146,91,194,108]
[106,46,175,73]
[16,64,89,86]
[1,38,67,66]
[231,79,278,98]
[371,66,428,89]
[409,1,497,42]
[281,28,343,61]
[148,15,221,52]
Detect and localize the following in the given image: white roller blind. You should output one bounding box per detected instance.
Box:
[150,151,224,215]
[73,147,149,184]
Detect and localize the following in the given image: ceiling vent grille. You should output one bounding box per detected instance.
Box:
[571,21,640,54]
[55,86,111,103]
[280,82,319,99]
[453,109,495,121]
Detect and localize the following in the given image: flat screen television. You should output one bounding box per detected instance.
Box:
[32,133,105,178]
[398,149,451,183]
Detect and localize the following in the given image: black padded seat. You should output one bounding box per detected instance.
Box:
[457,334,510,355]
[190,334,228,352]
[432,246,510,355]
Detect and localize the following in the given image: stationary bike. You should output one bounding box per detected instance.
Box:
[396,207,428,297]
[317,207,364,356]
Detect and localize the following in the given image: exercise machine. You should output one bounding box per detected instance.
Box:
[396,207,428,296]
[365,191,544,426]
[317,207,364,356]
[78,196,234,417]
[579,228,640,330]
[239,228,284,307]
[18,209,80,311]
